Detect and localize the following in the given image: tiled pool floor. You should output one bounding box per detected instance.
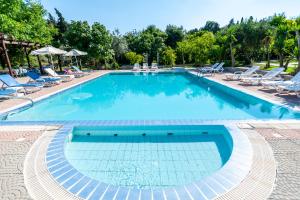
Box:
[65,134,231,189]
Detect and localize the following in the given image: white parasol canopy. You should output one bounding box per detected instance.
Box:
[31,46,67,66]
[64,49,87,57]
[31,46,67,55]
[64,49,88,67]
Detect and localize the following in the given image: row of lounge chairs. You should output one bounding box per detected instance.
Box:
[0,66,89,99]
[132,63,159,72]
[224,66,300,97]
[197,63,225,75]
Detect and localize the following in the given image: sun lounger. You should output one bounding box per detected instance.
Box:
[261,71,300,89]
[141,63,149,71]
[65,68,85,78]
[26,71,61,86]
[225,66,260,80]
[43,67,74,82]
[276,83,300,97]
[0,88,18,99]
[198,63,219,74]
[241,67,284,85]
[150,63,158,71]
[0,74,43,94]
[132,63,140,71]
[71,66,90,75]
[199,63,224,74]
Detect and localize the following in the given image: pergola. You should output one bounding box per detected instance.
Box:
[0,32,42,76]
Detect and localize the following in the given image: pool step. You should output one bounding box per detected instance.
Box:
[24,128,81,200]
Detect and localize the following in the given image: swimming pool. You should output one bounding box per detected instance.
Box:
[46,124,252,199]
[4,72,300,121]
[65,125,232,189]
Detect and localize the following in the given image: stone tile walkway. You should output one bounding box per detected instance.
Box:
[254,127,300,200]
[0,128,44,199]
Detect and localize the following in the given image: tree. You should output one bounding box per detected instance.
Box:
[262,31,274,68]
[90,22,113,67]
[271,14,295,70]
[65,21,91,51]
[162,47,177,66]
[165,25,185,49]
[112,29,128,64]
[224,26,238,66]
[125,25,167,64]
[178,32,216,66]
[289,17,300,72]
[125,52,144,64]
[48,8,69,47]
[202,21,220,33]
[0,0,56,44]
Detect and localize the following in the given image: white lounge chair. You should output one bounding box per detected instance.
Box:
[241,67,284,85]
[71,66,90,76]
[150,63,158,71]
[261,71,300,89]
[277,83,300,97]
[225,66,260,80]
[132,63,140,71]
[44,67,74,82]
[198,63,219,74]
[141,63,149,71]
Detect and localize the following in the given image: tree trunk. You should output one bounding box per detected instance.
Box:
[182,52,185,64]
[279,53,284,68]
[284,59,290,70]
[296,30,300,72]
[57,55,63,72]
[266,46,270,68]
[230,43,235,67]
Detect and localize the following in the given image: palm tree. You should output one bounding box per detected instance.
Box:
[296,17,300,72]
[226,27,237,67]
[262,33,273,68]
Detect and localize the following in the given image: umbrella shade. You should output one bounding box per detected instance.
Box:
[31,46,67,55]
[64,49,88,57]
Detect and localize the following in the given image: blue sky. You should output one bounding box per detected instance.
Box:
[41,0,300,33]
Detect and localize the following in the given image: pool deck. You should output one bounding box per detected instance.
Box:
[209,73,300,110]
[0,70,299,199]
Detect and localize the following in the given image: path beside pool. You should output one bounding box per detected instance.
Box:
[210,73,300,110]
[0,122,299,199]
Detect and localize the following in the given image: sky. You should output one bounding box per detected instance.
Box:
[41,0,300,33]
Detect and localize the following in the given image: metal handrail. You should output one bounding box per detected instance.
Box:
[0,95,34,120]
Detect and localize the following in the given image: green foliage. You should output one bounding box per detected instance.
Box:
[202,21,220,33]
[125,52,144,64]
[0,0,56,44]
[177,32,216,66]
[165,25,185,48]
[125,25,167,64]
[112,29,129,63]
[1,2,300,71]
[162,47,177,66]
[48,8,69,47]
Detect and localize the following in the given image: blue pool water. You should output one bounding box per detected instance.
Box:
[5,72,300,121]
[65,126,233,189]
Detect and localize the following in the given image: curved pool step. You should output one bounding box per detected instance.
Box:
[24,125,276,200]
[24,127,81,200]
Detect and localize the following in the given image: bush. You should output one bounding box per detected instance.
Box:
[162,47,177,66]
[125,52,144,65]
